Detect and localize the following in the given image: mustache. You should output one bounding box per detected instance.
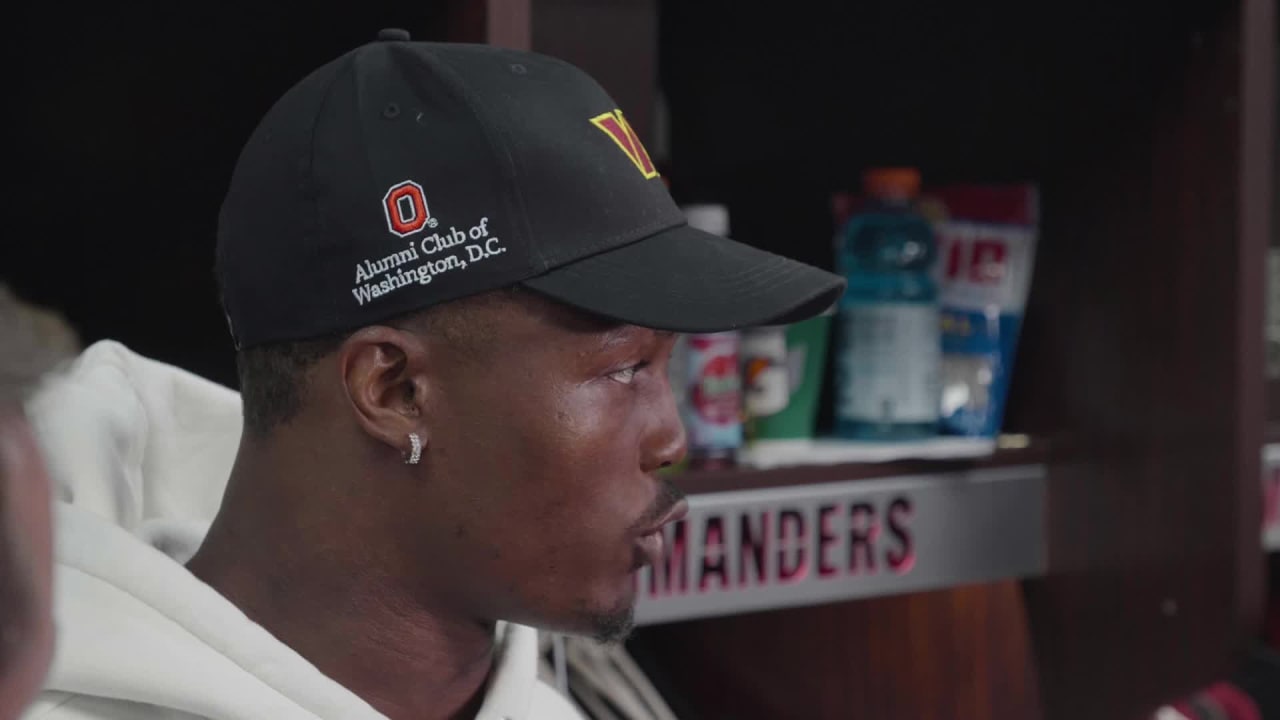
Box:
[631,478,687,533]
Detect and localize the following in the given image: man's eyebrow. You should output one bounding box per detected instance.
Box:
[597,326,674,349]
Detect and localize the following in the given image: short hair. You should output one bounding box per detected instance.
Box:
[235,329,350,438]
[235,287,524,437]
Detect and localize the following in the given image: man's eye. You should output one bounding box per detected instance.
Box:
[608,363,645,385]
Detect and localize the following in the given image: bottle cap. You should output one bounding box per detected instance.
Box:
[862,168,922,200]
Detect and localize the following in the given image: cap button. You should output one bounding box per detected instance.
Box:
[377,28,411,42]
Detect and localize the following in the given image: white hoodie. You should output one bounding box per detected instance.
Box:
[18,340,584,720]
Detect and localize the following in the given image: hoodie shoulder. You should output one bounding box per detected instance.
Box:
[40,504,382,720]
[21,691,204,719]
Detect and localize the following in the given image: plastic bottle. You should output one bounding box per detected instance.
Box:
[681,204,743,469]
[832,168,941,440]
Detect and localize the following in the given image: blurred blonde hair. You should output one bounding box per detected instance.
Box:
[0,285,80,409]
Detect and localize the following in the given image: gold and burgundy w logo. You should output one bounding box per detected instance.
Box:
[590,110,659,180]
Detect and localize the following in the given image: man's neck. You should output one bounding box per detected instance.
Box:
[186,474,495,720]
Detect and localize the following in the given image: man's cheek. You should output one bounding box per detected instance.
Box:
[557,381,635,430]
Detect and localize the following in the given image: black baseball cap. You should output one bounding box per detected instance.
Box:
[216,29,845,349]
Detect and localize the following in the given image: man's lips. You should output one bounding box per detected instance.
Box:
[639,498,689,537]
[635,498,689,569]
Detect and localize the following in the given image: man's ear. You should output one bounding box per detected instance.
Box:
[337,326,431,457]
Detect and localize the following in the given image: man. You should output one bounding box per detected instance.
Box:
[24,30,843,720]
[0,285,77,719]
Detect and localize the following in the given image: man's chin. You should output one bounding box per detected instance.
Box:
[587,604,635,645]
[518,579,639,644]
[547,595,636,645]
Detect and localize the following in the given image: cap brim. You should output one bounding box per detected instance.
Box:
[521,224,846,332]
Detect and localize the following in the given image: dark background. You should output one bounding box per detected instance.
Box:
[4,0,1209,393]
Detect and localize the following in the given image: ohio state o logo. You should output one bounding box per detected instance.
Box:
[382,180,432,237]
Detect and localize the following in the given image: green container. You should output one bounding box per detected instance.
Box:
[745,313,832,441]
